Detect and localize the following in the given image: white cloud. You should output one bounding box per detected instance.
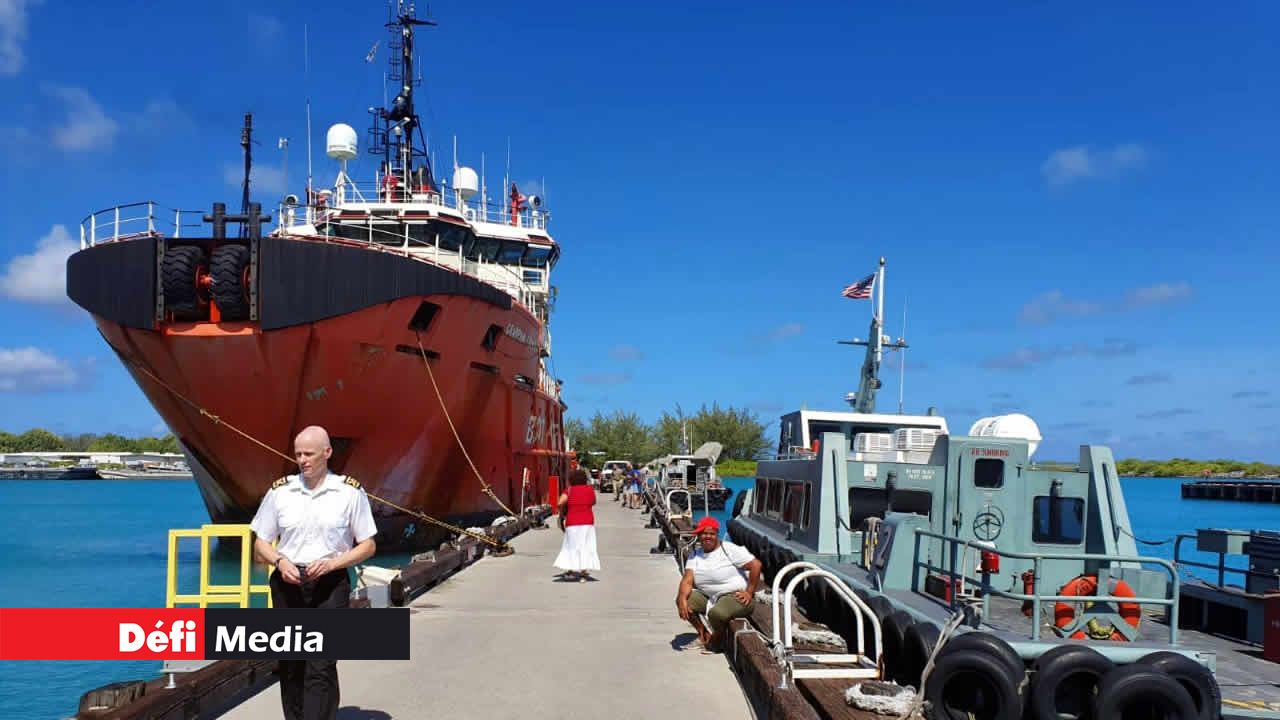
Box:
[0,0,35,76]
[609,344,643,361]
[0,224,76,304]
[224,162,288,196]
[1041,143,1147,187]
[0,347,82,392]
[1125,282,1193,307]
[767,322,804,342]
[1019,282,1192,325]
[47,85,118,151]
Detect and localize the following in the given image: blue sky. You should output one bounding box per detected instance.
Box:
[0,0,1276,462]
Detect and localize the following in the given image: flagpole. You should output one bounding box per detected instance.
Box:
[875,256,885,371]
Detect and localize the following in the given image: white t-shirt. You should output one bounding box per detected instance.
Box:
[687,540,756,602]
[251,473,378,566]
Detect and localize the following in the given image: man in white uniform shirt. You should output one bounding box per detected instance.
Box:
[251,425,377,720]
[675,516,762,654]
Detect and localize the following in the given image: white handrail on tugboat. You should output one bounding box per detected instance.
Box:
[79,202,207,248]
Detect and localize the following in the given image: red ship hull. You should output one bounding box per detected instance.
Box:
[70,234,568,552]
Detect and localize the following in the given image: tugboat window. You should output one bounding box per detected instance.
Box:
[333,221,368,242]
[498,241,526,264]
[437,224,467,253]
[974,458,1004,488]
[523,246,552,267]
[754,479,768,512]
[468,237,501,262]
[766,479,783,513]
[407,224,435,247]
[1033,496,1084,544]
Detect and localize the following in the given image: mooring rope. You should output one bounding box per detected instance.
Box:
[114,348,512,552]
[413,330,520,519]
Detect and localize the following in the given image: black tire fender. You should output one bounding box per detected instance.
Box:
[1028,644,1114,720]
[162,245,208,318]
[879,610,914,684]
[924,646,1024,720]
[210,244,251,320]
[901,621,941,689]
[1093,664,1198,720]
[938,631,1026,684]
[1136,651,1221,720]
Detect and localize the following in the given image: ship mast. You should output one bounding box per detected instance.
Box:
[368,1,436,191]
[839,257,908,414]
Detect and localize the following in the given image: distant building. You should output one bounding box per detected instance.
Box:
[0,451,186,467]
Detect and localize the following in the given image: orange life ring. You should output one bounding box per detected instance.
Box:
[1053,574,1141,641]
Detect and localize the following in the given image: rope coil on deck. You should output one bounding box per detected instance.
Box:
[114,350,514,553]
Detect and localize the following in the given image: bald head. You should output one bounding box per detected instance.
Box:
[294,425,333,486]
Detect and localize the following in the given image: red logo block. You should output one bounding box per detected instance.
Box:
[0,608,205,660]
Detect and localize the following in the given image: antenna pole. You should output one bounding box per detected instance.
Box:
[899,299,907,414]
[304,24,313,199]
[240,113,253,238]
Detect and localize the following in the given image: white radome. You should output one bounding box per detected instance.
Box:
[453,166,479,199]
[326,124,359,161]
[968,413,1042,458]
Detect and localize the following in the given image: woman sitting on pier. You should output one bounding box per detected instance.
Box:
[554,469,600,582]
[675,516,762,654]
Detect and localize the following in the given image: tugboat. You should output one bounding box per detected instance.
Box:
[65,2,569,551]
[728,257,1280,719]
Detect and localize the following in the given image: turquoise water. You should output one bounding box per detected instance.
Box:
[1,477,1277,719]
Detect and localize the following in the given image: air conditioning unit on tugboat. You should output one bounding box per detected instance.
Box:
[853,433,895,453]
[894,428,942,463]
[968,413,1042,458]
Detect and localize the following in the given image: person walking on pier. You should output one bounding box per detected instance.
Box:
[251,425,377,720]
[554,468,600,581]
[675,516,762,654]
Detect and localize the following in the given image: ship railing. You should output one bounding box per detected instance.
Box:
[771,561,882,687]
[911,529,1181,643]
[1172,530,1275,588]
[325,178,551,230]
[79,202,207,249]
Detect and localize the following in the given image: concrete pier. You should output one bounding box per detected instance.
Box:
[221,500,750,720]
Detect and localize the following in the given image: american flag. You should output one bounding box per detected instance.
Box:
[842,273,875,300]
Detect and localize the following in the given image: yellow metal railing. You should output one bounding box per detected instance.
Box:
[165,524,272,608]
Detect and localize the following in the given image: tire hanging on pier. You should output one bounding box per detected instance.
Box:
[900,621,940,689]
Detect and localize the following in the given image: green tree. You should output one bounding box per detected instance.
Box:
[0,431,17,452]
[16,428,64,452]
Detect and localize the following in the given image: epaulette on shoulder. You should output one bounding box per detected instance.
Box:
[271,476,290,490]
[344,476,363,491]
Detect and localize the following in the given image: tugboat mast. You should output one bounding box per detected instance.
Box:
[839,257,907,414]
[368,0,436,190]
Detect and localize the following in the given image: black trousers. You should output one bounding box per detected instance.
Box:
[269,568,350,720]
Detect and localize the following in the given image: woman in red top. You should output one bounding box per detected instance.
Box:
[554,469,599,582]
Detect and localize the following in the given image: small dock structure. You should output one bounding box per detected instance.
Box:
[1182,479,1280,504]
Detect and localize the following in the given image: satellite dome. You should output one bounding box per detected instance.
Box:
[326,124,358,161]
[969,413,1042,458]
[452,166,479,199]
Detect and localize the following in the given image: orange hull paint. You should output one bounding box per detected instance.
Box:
[96,294,566,549]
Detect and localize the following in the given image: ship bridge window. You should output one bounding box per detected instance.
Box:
[523,246,552,268]
[1033,495,1084,544]
[438,224,470,253]
[370,222,404,246]
[522,269,543,284]
[407,223,435,248]
[975,459,1004,488]
[498,241,526,265]
[467,236,501,262]
[329,221,368,242]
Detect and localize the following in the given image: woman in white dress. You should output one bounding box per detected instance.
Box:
[554,469,600,581]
